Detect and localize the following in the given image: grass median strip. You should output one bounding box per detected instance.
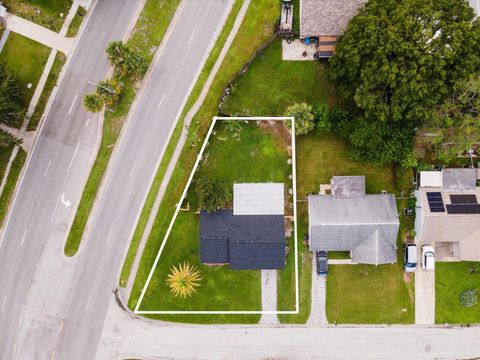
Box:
[128,0,280,324]
[66,5,87,38]
[28,52,66,131]
[119,0,244,288]
[63,0,180,257]
[0,148,27,225]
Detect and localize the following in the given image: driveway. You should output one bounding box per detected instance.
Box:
[259,270,278,324]
[307,254,327,324]
[415,265,435,324]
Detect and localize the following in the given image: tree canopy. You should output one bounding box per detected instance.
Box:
[196,176,231,213]
[329,0,480,164]
[106,41,148,79]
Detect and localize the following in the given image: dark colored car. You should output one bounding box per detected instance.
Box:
[316,251,328,275]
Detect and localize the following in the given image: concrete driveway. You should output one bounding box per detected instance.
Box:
[307,254,327,324]
[415,265,435,324]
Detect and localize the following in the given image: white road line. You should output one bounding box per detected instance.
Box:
[157,94,166,110]
[68,94,78,115]
[44,160,52,177]
[12,343,16,354]
[85,294,92,311]
[19,314,23,326]
[20,228,28,247]
[106,227,113,244]
[129,165,135,177]
[85,118,90,128]
[51,350,56,360]
[1,296,6,313]
[59,320,64,334]
[187,28,196,46]
[49,194,61,228]
[96,32,106,48]
[64,142,80,184]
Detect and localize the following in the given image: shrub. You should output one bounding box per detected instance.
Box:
[394,165,413,192]
[285,103,315,135]
[327,107,349,130]
[459,289,478,308]
[196,176,231,213]
[83,93,104,113]
[166,262,202,298]
[313,103,331,134]
[96,78,122,108]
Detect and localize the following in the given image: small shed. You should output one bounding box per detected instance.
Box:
[233,183,284,215]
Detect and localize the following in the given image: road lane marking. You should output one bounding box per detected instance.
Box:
[61,193,71,208]
[68,94,78,115]
[1,296,6,313]
[44,160,52,177]
[85,294,92,311]
[12,343,16,354]
[106,227,113,244]
[49,194,61,228]
[20,228,28,247]
[19,314,23,326]
[129,165,135,177]
[59,320,64,334]
[96,32,106,48]
[187,28,196,46]
[51,350,56,360]
[64,142,80,184]
[85,118,90,128]
[157,94,166,110]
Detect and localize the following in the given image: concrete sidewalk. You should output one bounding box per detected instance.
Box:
[3,13,73,53]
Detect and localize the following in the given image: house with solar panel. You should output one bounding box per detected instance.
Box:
[415,168,480,261]
[307,176,400,265]
[199,183,286,270]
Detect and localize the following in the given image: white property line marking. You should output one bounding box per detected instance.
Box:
[156,94,166,110]
[20,228,28,247]
[187,29,196,46]
[68,94,78,115]
[64,142,80,184]
[44,160,52,177]
[134,117,299,314]
[1,296,6,313]
[85,118,90,128]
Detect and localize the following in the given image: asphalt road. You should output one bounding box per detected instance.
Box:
[0,0,232,359]
[0,1,142,359]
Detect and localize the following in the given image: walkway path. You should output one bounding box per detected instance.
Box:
[0,29,10,52]
[3,13,73,53]
[307,255,327,324]
[259,270,278,324]
[124,0,252,298]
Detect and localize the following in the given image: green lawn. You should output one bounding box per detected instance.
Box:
[136,121,290,322]
[66,5,86,38]
[326,263,414,324]
[222,39,338,116]
[0,33,51,114]
[2,0,72,32]
[0,148,26,226]
[28,52,66,131]
[128,0,285,324]
[64,0,180,257]
[0,132,16,190]
[436,262,480,324]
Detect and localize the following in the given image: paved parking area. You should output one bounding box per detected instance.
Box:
[308,255,327,324]
[415,266,435,324]
[259,270,279,324]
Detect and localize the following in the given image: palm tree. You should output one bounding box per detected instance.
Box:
[83,93,104,113]
[166,262,202,298]
[97,79,122,107]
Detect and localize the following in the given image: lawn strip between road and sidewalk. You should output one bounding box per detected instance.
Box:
[66,5,87,38]
[0,148,27,226]
[119,0,245,289]
[27,52,66,131]
[127,0,282,324]
[63,0,180,257]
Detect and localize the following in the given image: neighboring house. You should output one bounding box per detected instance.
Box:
[300,0,367,57]
[308,176,399,265]
[468,0,479,17]
[199,183,286,270]
[415,168,480,261]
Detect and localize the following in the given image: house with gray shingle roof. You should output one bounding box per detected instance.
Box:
[199,183,286,270]
[308,176,399,265]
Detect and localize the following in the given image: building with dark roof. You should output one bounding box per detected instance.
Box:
[199,183,286,270]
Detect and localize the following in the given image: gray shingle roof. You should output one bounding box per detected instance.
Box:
[300,0,367,37]
[199,210,285,269]
[308,194,399,265]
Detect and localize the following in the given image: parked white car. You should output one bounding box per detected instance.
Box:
[421,245,435,270]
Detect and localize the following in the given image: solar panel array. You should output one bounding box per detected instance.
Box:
[427,192,445,213]
[446,193,480,214]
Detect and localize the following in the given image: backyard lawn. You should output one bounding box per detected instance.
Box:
[436,262,480,324]
[0,33,50,112]
[2,0,72,32]
[133,120,292,323]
